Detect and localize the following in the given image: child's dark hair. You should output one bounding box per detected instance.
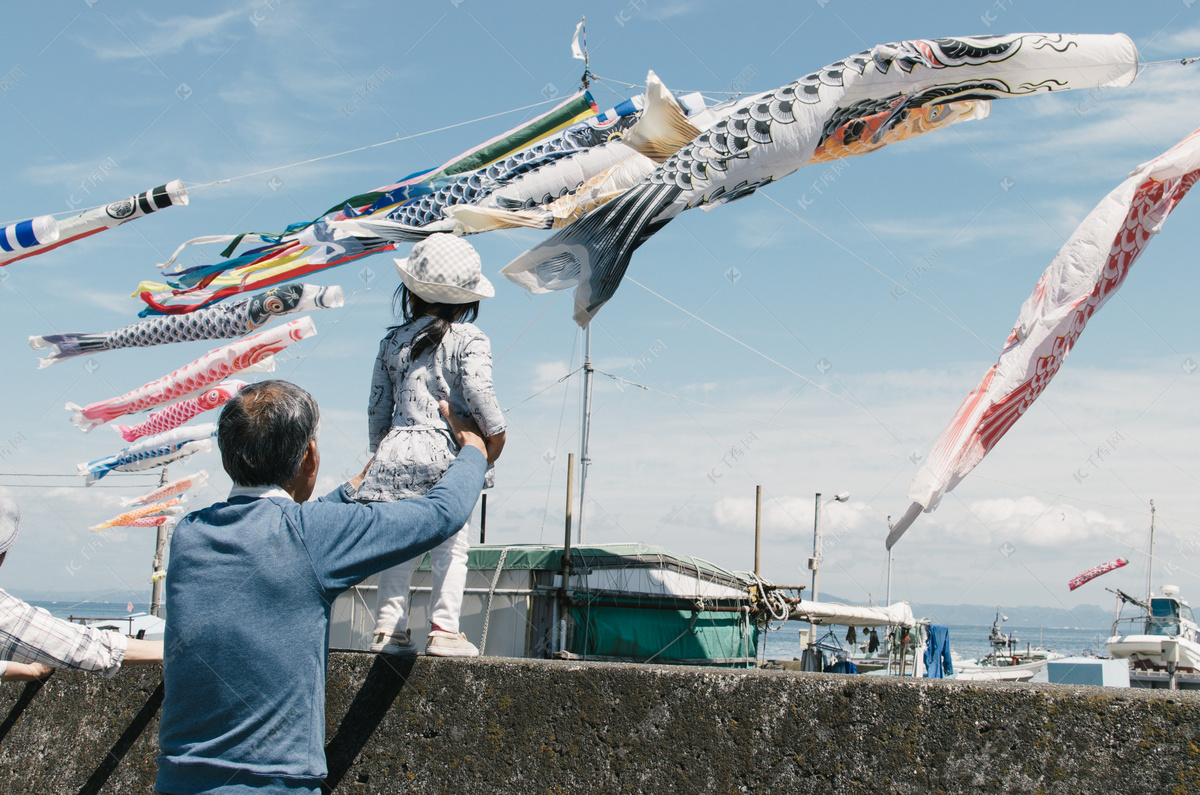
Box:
[391,283,479,359]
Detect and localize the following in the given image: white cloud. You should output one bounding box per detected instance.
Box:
[82,9,246,60]
[532,359,572,389]
[961,496,1130,549]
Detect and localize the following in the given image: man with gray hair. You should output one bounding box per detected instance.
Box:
[156,379,487,795]
[0,497,163,682]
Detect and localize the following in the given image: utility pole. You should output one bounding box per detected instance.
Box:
[149,467,169,618]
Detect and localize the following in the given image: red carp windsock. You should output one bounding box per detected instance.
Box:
[120,470,208,507]
[122,515,178,528]
[114,381,246,442]
[1068,557,1128,591]
[66,317,316,431]
[887,128,1200,549]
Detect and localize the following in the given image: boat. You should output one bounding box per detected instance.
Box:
[1101,500,1200,689]
[784,599,933,676]
[1105,584,1200,688]
[72,611,166,641]
[329,542,803,667]
[953,609,1063,682]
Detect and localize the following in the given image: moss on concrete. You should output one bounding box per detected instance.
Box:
[0,653,1197,793]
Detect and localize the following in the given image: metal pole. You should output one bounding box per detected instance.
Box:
[560,454,575,654]
[886,547,893,606]
[754,486,762,576]
[577,325,593,545]
[811,493,822,603]
[1147,499,1156,598]
[807,492,821,650]
[149,467,169,618]
[479,494,487,545]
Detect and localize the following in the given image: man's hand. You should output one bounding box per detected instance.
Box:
[1,662,53,682]
[440,401,487,457]
[347,456,376,492]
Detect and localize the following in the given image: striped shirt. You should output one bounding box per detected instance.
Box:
[0,588,127,677]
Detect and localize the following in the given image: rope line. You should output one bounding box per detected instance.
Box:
[478,546,511,656]
[625,275,919,442]
[6,96,569,225]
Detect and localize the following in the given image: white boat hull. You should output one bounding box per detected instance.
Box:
[1106,634,1200,671]
[955,658,1054,682]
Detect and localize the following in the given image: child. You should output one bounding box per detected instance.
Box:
[359,233,506,657]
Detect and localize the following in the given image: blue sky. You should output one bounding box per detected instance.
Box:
[2,1,1200,618]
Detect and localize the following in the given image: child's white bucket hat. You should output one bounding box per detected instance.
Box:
[394,233,494,304]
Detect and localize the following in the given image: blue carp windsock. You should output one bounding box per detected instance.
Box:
[1,181,187,266]
[0,216,59,263]
[30,283,341,367]
[78,423,216,485]
[502,33,1139,325]
[886,127,1200,550]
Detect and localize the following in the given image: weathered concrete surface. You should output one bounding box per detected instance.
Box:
[1,652,1198,794]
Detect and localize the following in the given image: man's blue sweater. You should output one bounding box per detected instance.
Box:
[156,447,486,795]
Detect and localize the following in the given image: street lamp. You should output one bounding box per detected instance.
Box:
[809,491,850,606]
[807,491,850,651]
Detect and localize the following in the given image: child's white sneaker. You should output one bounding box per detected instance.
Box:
[371,629,417,657]
[425,630,479,658]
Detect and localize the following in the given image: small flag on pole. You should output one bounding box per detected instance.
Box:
[571,20,586,61]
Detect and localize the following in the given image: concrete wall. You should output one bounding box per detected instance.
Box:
[1,652,1198,794]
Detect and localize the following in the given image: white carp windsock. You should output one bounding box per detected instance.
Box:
[30,283,342,367]
[114,381,246,442]
[1068,557,1128,591]
[90,497,184,531]
[120,469,208,507]
[502,33,1139,325]
[0,216,59,263]
[66,316,316,431]
[1,181,186,267]
[887,127,1200,549]
[78,423,216,485]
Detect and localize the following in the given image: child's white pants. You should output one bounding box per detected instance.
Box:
[374,523,469,637]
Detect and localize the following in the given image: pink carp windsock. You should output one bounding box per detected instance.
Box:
[886,128,1200,549]
[1068,557,1128,591]
[114,381,246,442]
[0,216,59,263]
[30,283,342,367]
[90,497,184,530]
[120,469,208,507]
[502,33,1138,325]
[122,515,178,528]
[1,181,186,267]
[66,316,316,431]
[78,423,216,485]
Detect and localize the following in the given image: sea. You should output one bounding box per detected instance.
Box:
[30,601,1113,663]
[28,600,152,621]
[761,619,1111,662]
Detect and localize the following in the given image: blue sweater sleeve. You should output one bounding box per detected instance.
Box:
[300,446,486,594]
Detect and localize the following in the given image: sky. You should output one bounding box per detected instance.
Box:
[1,1,1199,621]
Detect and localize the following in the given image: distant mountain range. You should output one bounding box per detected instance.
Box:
[820,593,1114,630]
[909,602,1111,629]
